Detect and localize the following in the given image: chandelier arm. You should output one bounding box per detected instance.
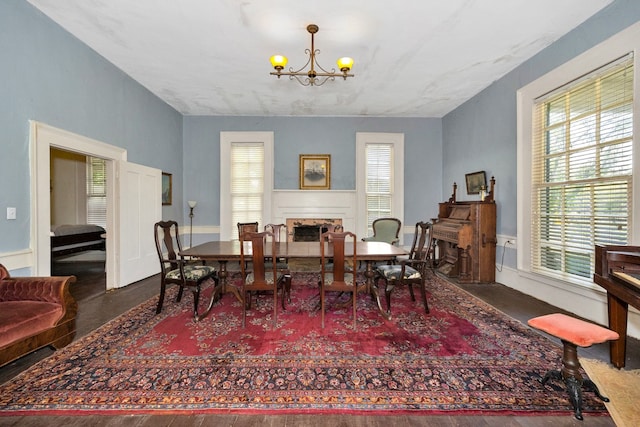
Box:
[310,50,335,75]
[272,71,354,78]
[290,74,312,86]
[287,49,313,75]
[311,76,334,86]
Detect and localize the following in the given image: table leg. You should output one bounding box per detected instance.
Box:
[365,260,391,320]
[607,292,628,368]
[196,260,243,321]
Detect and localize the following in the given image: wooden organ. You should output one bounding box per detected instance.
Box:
[431,177,497,283]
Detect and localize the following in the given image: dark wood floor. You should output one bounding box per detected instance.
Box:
[2,261,638,426]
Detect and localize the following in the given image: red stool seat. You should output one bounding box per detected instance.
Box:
[528,313,619,346]
[528,313,619,420]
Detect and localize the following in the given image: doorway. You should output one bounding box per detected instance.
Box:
[31,121,125,290]
[32,121,163,290]
[49,148,107,299]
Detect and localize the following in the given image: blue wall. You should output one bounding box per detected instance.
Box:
[0,0,183,254]
[4,0,639,276]
[442,0,640,269]
[0,0,443,261]
[183,116,443,231]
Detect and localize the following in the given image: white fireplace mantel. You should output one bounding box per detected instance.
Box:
[270,190,358,236]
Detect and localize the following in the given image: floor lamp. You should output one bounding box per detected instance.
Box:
[188,200,197,247]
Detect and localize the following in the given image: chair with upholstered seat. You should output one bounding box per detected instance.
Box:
[317,223,344,268]
[374,221,433,317]
[236,221,259,270]
[240,230,291,327]
[322,223,344,233]
[320,230,359,329]
[154,220,218,320]
[362,217,402,246]
[264,223,291,302]
[264,223,289,268]
[361,217,401,268]
[237,221,259,240]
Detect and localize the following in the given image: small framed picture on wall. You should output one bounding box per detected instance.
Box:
[162,172,172,205]
[465,171,486,195]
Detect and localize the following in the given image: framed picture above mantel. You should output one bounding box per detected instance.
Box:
[299,154,330,190]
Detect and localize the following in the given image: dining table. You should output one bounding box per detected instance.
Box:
[180,240,407,321]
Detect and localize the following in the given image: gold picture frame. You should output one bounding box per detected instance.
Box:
[162,172,172,205]
[299,154,330,190]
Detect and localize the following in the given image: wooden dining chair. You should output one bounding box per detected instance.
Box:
[374,221,433,317]
[317,223,344,267]
[320,230,358,329]
[239,230,291,327]
[237,221,259,240]
[154,220,218,320]
[264,223,291,303]
[321,223,344,233]
[236,221,259,271]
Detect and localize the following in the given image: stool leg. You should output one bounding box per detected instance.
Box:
[583,379,610,403]
[564,375,584,421]
[540,369,562,386]
[540,340,601,421]
[560,340,585,420]
[560,340,612,417]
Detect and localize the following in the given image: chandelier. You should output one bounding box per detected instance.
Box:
[270,24,354,86]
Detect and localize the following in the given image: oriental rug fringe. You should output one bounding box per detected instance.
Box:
[0,272,608,417]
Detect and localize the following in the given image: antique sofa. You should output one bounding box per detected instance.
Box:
[0,263,77,366]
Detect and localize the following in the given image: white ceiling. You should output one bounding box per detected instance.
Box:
[27,0,613,118]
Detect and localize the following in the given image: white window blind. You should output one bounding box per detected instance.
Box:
[531,54,633,282]
[365,143,393,234]
[230,142,264,240]
[86,156,106,227]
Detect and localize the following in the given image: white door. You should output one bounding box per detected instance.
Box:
[116,161,162,287]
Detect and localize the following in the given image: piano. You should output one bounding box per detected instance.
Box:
[431,177,497,283]
[593,244,640,368]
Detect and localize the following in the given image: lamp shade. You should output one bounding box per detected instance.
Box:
[270,55,288,69]
[337,57,354,71]
[187,200,197,208]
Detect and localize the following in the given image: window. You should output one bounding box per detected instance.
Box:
[87,156,106,227]
[356,133,404,239]
[518,22,639,287]
[230,143,264,240]
[220,132,274,241]
[531,56,633,281]
[365,144,393,233]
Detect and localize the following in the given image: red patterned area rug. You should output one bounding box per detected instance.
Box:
[0,273,608,417]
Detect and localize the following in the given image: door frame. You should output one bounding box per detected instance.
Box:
[31,121,126,290]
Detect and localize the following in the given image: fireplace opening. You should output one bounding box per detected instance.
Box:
[286,218,343,242]
[293,224,332,242]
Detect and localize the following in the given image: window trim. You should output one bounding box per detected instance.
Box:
[355,132,404,241]
[220,131,274,241]
[517,21,640,281]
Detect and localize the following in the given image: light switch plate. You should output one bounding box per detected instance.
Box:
[7,207,16,220]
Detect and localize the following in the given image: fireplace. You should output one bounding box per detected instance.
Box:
[293,225,322,242]
[286,218,343,242]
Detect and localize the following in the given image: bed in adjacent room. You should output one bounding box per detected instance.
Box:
[50,224,106,260]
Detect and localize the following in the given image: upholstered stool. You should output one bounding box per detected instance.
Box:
[527,313,619,420]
